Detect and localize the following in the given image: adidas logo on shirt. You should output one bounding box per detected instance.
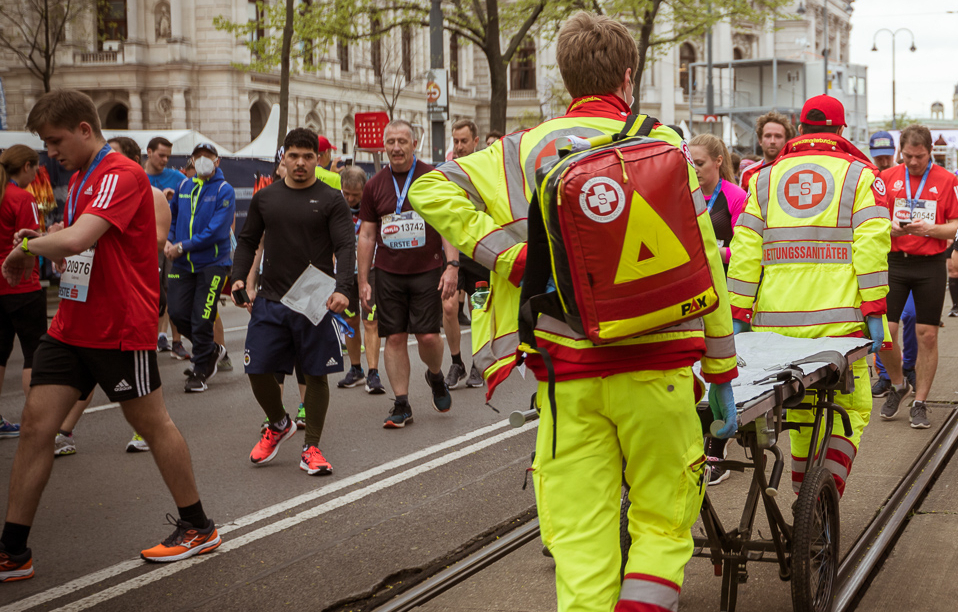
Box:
[930,186,939,194]
[114,379,132,393]
[84,186,94,195]
[326,357,338,367]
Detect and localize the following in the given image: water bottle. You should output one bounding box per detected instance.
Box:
[471,281,490,310]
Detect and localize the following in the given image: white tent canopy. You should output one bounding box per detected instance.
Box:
[233,104,281,159]
[0,128,232,156]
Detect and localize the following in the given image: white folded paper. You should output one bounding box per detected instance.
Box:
[280,265,337,326]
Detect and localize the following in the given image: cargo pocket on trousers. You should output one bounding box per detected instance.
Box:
[676,448,708,532]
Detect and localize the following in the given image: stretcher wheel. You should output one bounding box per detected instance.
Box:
[620,486,631,579]
[790,466,841,612]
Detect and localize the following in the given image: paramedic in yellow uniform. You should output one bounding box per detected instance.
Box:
[410,12,738,612]
[727,95,890,497]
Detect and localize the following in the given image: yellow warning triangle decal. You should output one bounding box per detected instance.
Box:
[614,191,690,284]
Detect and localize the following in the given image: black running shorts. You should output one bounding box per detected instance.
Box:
[347,270,377,321]
[30,335,162,402]
[0,290,48,368]
[887,252,948,326]
[374,267,442,337]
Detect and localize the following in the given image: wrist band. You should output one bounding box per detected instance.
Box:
[20,237,34,256]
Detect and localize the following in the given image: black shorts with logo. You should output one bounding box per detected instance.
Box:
[30,335,162,402]
[374,267,442,337]
[346,270,377,321]
[0,290,47,368]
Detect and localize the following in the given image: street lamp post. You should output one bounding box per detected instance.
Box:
[872,28,916,130]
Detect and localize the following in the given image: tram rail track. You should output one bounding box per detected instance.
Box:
[369,406,958,612]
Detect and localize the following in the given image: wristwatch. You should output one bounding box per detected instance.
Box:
[176,243,184,255]
[20,237,34,256]
[445,260,460,269]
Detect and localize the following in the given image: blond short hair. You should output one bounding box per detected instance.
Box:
[556,12,638,99]
[27,89,103,137]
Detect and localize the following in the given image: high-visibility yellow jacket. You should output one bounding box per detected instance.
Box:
[409,94,738,397]
[728,134,891,338]
[315,166,342,190]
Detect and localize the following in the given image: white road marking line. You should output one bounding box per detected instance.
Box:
[2,418,516,612]
[83,403,119,414]
[44,423,537,612]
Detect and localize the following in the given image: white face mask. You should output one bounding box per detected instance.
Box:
[194,156,215,177]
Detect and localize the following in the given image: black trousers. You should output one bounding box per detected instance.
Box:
[168,265,228,373]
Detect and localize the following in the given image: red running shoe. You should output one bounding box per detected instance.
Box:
[140,514,221,563]
[0,545,33,582]
[250,415,296,465]
[300,445,333,476]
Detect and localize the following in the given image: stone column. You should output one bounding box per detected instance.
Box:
[169,0,184,41]
[172,89,187,129]
[129,91,144,129]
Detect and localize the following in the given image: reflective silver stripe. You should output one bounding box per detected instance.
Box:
[472,229,521,270]
[704,334,736,359]
[501,133,529,224]
[619,578,679,612]
[692,189,708,216]
[791,455,807,493]
[752,307,864,327]
[668,318,705,332]
[756,166,773,219]
[761,242,853,265]
[828,435,858,461]
[852,205,890,227]
[475,331,520,373]
[824,459,850,483]
[762,227,853,243]
[439,162,487,212]
[536,314,586,340]
[857,271,888,290]
[727,278,759,297]
[837,161,867,227]
[736,212,765,235]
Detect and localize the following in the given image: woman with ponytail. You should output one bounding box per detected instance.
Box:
[0,145,47,439]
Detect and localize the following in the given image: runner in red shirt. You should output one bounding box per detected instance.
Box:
[877,124,958,429]
[0,90,220,583]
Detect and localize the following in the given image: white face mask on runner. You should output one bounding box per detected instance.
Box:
[194,156,215,178]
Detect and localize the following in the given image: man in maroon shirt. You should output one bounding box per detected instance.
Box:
[357,120,459,428]
[0,90,219,582]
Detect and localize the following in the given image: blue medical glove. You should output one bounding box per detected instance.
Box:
[866,316,884,354]
[708,382,738,439]
[733,319,751,335]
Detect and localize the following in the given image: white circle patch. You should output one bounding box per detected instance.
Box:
[579,177,626,223]
[873,177,886,196]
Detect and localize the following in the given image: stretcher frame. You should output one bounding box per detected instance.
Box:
[691,342,870,612]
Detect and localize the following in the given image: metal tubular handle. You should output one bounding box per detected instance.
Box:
[765,445,785,497]
[509,409,539,428]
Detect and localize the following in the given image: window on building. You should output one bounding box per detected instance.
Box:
[248,0,265,45]
[733,47,744,61]
[339,40,349,72]
[450,33,460,89]
[98,1,128,45]
[371,18,382,74]
[401,25,413,82]
[510,38,536,91]
[679,43,696,96]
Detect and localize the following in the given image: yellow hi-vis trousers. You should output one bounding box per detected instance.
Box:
[532,368,707,612]
[789,358,871,497]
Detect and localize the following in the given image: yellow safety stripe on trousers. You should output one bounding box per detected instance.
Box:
[852,205,891,227]
[857,270,888,290]
[435,162,488,212]
[619,577,679,612]
[752,306,864,328]
[761,241,852,265]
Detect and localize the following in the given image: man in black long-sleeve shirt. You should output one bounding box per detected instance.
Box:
[231,128,355,475]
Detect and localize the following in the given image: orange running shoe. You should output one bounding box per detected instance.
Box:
[300,445,333,476]
[140,514,221,563]
[0,546,33,582]
[250,415,296,465]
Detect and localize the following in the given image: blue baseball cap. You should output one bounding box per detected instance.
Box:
[869,131,896,157]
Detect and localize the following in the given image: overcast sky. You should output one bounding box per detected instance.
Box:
[848,0,958,122]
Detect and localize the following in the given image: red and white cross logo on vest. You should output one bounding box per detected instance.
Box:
[579,176,626,223]
[784,170,828,210]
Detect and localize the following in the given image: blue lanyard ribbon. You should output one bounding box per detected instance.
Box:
[705,178,723,213]
[905,162,932,213]
[391,157,417,215]
[331,312,355,338]
[67,144,112,226]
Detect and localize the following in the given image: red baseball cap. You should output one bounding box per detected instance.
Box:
[317,136,338,152]
[800,95,846,127]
